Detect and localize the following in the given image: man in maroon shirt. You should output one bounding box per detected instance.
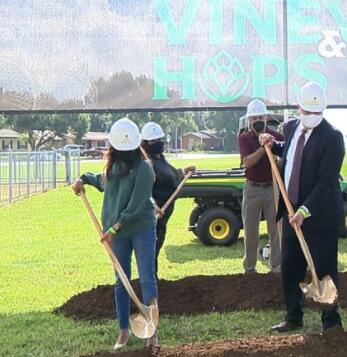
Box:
[239,99,283,273]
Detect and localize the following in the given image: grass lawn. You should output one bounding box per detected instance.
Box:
[1,155,347,357]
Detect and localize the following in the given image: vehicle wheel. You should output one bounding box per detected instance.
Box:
[189,206,203,236]
[197,207,241,246]
[338,203,347,238]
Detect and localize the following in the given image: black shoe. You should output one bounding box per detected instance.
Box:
[272,320,303,332]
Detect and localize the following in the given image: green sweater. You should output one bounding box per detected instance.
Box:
[81,159,156,239]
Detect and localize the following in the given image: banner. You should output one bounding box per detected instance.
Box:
[0,0,347,111]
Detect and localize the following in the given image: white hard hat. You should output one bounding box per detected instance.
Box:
[141,122,165,141]
[297,81,327,112]
[109,118,141,151]
[246,99,268,117]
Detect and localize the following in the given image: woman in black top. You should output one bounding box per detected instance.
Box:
[141,122,195,277]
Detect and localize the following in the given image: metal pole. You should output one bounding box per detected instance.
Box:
[35,152,38,193]
[52,150,57,188]
[42,152,45,192]
[72,150,76,181]
[65,150,72,185]
[13,153,16,185]
[9,151,13,203]
[175,127,178,158]
[27,153,30,197]
[18,153,21,198]
[77,149,81,178]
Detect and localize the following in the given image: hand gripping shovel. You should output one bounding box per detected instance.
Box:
[264,145,337,304]
[80,191,159,338]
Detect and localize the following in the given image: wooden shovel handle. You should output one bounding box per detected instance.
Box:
[160,170,194,214]
[264,145,319,285]
[80,191,149,317]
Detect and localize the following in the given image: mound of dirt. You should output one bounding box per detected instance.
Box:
[80,327,347,357]
[55,272,347,321]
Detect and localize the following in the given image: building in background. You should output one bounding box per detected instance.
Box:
[82,132,109,148]
[181,131,223,151]
[0,129,28,151]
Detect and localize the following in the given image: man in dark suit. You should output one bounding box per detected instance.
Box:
[260,81,344,332]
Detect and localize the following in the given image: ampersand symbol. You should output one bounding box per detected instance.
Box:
[318,30,346,58]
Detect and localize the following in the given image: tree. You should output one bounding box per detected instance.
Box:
[159,112,198,149]
[5,113,90,150]
[204,110,244,152]
[89,113,117,132]
[62,113,90,143]
[0,115,6,129]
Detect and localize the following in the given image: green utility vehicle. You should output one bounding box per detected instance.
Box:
[178,169,347,246]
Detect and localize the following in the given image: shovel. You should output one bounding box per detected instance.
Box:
[271,167,282,249]
[264,145,337,304]
[158,170,194,217]
[79,190,159,338]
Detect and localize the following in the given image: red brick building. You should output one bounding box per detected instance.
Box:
[181,131,223,151]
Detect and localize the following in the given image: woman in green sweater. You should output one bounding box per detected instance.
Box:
[72,118,158,350]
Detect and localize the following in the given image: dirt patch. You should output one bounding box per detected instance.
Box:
[55,272,347,321]
[80,327,347,357]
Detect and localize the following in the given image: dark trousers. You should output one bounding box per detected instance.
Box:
[155,203,175,276]
[281,216,342,329]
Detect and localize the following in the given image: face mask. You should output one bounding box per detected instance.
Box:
[300,114,323,129]
[117,150,136,163]
[252,121,265,133]
[147,141,164,155]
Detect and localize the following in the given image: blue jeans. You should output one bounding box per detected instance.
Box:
[111,227,157,329]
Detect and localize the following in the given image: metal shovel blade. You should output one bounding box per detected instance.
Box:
[129,298,159,339]
[300,275,338,304]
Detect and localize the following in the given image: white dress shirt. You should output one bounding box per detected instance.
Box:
[284,121,315,190]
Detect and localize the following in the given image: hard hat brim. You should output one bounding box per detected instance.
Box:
[141,134,165,141]
[109,137,141,151]
[297,101,327,113]
[247,111,268,118]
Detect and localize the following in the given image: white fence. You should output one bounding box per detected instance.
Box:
[0,149,80,205]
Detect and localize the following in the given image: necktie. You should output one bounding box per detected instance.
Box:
[287,129,307,205]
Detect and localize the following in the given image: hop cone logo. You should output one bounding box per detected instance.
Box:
[199,51,249,103]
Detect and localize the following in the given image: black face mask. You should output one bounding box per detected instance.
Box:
[252,121,265,133]
[117,150,136,163]
[147,141,164,155]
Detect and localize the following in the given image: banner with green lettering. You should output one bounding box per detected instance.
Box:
[1,0,347,111]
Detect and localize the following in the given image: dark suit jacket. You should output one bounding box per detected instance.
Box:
[272,118,345,232]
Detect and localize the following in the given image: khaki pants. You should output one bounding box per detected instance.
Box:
[242,183,281,272]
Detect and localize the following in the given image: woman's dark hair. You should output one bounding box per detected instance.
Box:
[141,139,149,153]
[104,146,148,180]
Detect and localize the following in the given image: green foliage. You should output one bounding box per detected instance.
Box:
[89,113,116,132]
[5,114,91,149]
[89,111,199,146]
[65,113,90,143]
[203,110,244,151]
[0,114,6,129]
